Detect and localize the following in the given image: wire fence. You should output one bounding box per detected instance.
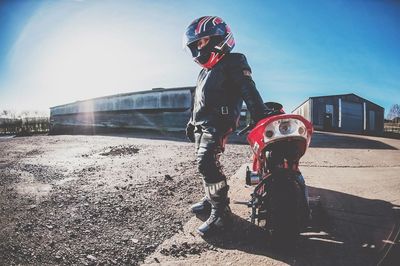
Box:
[384,123,400,133]
[0,117,50,135]
[384,122,400,139]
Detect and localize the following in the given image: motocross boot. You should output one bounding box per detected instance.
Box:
[197,180,231,236]
[190,197,212,215]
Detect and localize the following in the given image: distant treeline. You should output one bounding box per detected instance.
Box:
[0,117,50,135]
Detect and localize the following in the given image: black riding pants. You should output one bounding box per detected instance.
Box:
[194,126,232,184]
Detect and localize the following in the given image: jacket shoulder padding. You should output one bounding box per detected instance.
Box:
[223,53,252,72]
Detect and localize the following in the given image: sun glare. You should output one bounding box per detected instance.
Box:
[37,27,139,101]
[2,1,198,110]
[7,2,169,108]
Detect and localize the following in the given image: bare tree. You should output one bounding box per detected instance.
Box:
[0,110,14,118]
[1,110,9,118]
[387,104,400,121]
[20,110,31,118]
[0,110,50,134]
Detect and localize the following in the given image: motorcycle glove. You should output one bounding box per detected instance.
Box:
[186,123,195,143]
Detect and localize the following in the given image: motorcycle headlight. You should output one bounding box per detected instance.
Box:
[279,120,295,135]
[298,125,306,135]
[264,118,307,141]
[265,130,274,138]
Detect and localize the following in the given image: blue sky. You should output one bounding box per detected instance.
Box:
[0,0,399,116]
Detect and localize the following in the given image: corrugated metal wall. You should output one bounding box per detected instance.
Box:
[50,87,194,133]
[341,101,363,133]
[292,99,311,121]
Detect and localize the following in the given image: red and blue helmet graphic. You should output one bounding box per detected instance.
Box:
[183,16,235,68]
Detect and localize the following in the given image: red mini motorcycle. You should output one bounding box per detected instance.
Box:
[237,102,314,243]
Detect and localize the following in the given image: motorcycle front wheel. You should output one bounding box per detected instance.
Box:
[265,169,308,248]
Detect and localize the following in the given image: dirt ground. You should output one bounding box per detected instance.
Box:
[0,131,399,265]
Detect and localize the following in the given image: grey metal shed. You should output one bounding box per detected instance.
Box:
[292,93,384,134]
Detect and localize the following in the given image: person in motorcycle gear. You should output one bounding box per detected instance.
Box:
[183,16,269,236]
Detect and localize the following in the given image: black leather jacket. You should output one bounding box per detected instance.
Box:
[189,52,268,131]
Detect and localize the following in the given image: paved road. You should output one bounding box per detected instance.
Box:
[144,131,400,266]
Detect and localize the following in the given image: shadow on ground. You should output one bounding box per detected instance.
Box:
[310,132,398,150]
[201,187,400,266]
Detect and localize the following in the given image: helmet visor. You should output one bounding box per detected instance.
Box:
[182,23,226,49]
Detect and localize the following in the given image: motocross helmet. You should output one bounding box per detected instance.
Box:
[183,16,235,69]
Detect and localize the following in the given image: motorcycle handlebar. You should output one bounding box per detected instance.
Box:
[237,123,255,136]
[237,110,284,136]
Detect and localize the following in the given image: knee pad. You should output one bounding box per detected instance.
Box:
[203,180,229,207]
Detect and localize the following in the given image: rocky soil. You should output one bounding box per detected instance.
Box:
[0,133,251,265]
[1,131,399,265]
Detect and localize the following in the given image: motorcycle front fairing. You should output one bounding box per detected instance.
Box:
[247,114,313,172]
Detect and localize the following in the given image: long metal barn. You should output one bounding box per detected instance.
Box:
[49,87,195,134]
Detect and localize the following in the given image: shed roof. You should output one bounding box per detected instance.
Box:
[292,93,384,112]
[50,86,195,110]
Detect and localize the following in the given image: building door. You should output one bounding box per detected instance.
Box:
[325,104,334,129]
[323,113,333,130]
[369,110,375,131]
[341,101,363,133]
